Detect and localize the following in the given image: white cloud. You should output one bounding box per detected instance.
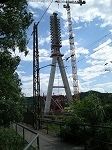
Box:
[90,87,105,93]
[39,48,51,62]
[95,82,112,89]
[13,47,51,62]
[19,63,111,97]
[64,46,89,59]
[78,39,112,82]
[90,39,112,62]
[93,39,112,52]
[61,31,69,38]
[19,70,73,96]
[28,1,46,9]
[28,7,39,18]
[22,81,33,96]
[79,80,94,92]
[93,82,112,93]
[62,39,69,47]
[17,74,33,96]
[78,64,105,81]
[39,35,50,46]
[17,70,26,77]
[79,80,112,93]
[86,59,105,65]
[21,75,33,82]
[74,26,82,30]
[29,0,112,27]
[62,39,78,47]
[76,47,89,56]
[40,72,112,95]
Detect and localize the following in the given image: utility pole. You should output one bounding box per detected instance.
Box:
[55,0,86,100]
[44,13,72,114]
[33,23,41,129]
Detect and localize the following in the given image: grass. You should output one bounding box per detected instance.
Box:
[0,127,35,150]
[42,123,61,136]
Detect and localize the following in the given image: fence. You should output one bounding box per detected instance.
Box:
[41,118,63,135]
[15,123,39,150]
[41,119,112,150]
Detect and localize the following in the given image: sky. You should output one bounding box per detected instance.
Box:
[16,0,112,96]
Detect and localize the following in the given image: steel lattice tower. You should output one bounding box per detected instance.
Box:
[44,13,72,114]
[33,23,41,129]
[64,2,79,98]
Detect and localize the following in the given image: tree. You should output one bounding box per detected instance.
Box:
[0,0,33,54]
[60,93,112,149]
[71,93,105,124]
[0,51,25,126]
[0,0,33,126]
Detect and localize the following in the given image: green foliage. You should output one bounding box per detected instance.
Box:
[60,93,112,149]
[0,0,33,126]
[0,0,33,53]
[71,93,105,124]
[0,128,24,150]
[0,51,25,126]
[47,124,60,136]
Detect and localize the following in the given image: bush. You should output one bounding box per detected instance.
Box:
[0,51,25,127]
[0,128,24,150]
[60,93,112,149]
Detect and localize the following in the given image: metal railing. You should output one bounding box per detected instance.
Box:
[41,118,64,134]
[24,133,39,150]
[15,123,40,150]
[40,119,112,149]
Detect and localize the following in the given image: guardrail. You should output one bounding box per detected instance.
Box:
[41,119,112,149]
[15,123,39,150]
[41,118,64,134]
[24,133,39,150]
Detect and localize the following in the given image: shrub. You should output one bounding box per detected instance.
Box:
[60,93,112,149]
[0,128,24,150]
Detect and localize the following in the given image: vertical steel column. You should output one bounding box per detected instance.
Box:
[33,23,41,129]
[64,3,79,99]
[33,24,36,98]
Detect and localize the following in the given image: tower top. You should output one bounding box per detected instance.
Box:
[52,12,58,16]
[50,12,62,50]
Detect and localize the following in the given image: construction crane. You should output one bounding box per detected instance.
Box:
[55,0,86,100]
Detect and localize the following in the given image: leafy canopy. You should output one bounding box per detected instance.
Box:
[0,0,33,54]
[71,93,105,124]
[0,51,25,126]
[0,0,33,126]
[61,93,112,148]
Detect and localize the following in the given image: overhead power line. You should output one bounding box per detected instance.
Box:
[27,0,53,45]
[85,32,112,49]
[36,0,53,25]
[65,31,112,61]
[38,41,112,70]
[77,41,112,63]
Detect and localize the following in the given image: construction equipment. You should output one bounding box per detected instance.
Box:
[55,0,86,100]
[55,0,85,5]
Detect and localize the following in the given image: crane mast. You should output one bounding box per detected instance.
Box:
[64,3,79,97]
[55,0,86,99]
